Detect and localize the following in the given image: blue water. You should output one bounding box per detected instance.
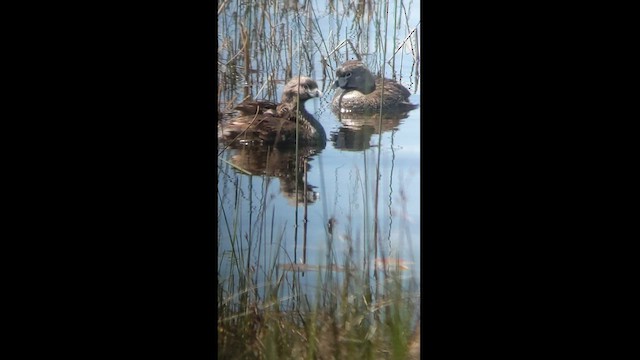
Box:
[218,0,421,307]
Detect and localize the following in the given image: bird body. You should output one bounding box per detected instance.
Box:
[332,60,417,114]
[219,76,326,147]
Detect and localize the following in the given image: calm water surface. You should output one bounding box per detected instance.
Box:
[218,0,420,305]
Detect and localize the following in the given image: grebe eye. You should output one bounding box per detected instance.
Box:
[346,72,352,77]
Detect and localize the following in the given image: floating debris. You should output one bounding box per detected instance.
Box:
[277,263,351,272]
[373,257,413,271]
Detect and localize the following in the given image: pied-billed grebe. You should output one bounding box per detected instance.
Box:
[332,60,418,114]
[219,76,326,147]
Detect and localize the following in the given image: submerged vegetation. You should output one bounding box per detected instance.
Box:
[217,0,421,358]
